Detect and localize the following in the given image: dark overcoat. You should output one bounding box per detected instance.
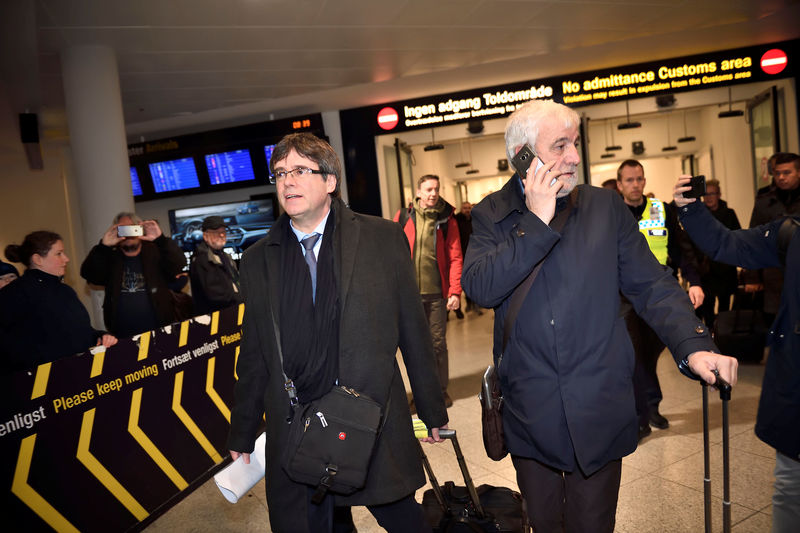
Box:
[680,202,800,459]
[462,178,716,476]
[227,198,448,532]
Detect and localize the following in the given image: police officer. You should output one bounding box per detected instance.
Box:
[616,160,704,438]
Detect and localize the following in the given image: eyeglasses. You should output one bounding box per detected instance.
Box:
[269,167,326,184]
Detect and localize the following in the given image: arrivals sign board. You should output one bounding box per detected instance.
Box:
[351,40,796,135]
[0,306,245,532]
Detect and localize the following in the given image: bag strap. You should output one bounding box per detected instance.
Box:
[503,189,577,352]
[777,217,799,267]
[267,301,301,412]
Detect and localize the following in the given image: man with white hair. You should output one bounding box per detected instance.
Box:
[462,100,739,532]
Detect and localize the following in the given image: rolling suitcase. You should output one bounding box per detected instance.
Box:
[701,371,733,533]
[418,429,530,532]
[712,308,767,363]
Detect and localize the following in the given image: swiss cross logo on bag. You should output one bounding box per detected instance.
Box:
[338,432,346,440]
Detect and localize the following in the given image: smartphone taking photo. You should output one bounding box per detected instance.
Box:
[682,175,706,199]
[117,225,144,238]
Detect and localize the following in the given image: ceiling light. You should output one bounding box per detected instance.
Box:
[718,87,744,118]
[424,128,445,151]
[454,162,470,168]
[677,111,696,142]
[662,115,677,152]
[454,140,470,167]
[601,153,614,159]
[466,169,480,175]
[618,101,641,129]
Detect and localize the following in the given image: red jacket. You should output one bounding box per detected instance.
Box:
[394,203,463,299]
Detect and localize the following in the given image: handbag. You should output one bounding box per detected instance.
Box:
[282,385,382,502]
[479,189,576,461]
[268,303,384,503]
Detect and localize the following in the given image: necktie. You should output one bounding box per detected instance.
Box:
[301,233,320,302]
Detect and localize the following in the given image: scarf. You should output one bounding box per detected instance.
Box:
[279,210,340,404]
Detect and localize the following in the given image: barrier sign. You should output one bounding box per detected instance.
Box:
[0,305,245,532]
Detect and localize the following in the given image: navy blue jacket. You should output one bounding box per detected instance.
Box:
[463,178,716,475]
[680,200,800,459]
[0,269,101,373]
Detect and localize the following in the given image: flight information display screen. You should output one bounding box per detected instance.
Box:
[148,158,201,193]
[205,149,256,185]
[130,167,143,196]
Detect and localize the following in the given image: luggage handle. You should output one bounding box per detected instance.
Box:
[418,428,486,519]
[702,369,732,533]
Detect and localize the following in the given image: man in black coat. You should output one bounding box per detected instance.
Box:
[694,179,741,328]
[227,133,448,533]
[745,152,800,321]
[674,174,800,533]
[80,213,187,337]
[189,215,242,315]
[462,100,738,533]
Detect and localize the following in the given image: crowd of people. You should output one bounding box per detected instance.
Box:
[0,212,243,374]
[1,103,798,532]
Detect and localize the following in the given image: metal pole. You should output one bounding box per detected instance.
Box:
[702,383,712,533]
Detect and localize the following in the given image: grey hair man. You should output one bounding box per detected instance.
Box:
[462,99,738,532]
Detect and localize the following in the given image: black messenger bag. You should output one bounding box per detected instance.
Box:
[282,385,382,502]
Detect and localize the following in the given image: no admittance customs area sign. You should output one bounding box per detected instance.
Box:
[1,305,244,532]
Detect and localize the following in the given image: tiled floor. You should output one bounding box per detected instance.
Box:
[145,309,774,532]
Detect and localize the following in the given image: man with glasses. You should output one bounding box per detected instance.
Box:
[694,179,740,328]
[189,215,242,315]
[227,133,448,532]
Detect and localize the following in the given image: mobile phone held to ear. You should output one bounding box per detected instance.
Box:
[117,224,144,237]
[682,175,706,198]
[511,144,553,185]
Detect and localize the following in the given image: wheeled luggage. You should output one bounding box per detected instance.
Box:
[418,429,530,532]
[712,308,767,362]
[701,371,733,533]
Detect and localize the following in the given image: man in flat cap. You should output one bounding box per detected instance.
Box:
[189,215,242,315]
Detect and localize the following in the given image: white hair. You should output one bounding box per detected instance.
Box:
[113,212,142,224]
[504,100,580,161]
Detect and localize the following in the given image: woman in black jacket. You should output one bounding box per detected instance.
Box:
[0,231,117,374]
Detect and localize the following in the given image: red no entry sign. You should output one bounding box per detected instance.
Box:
[761,49,788,75]
[377,107,399,130]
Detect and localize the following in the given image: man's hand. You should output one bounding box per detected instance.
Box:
[446,294,460,311]
[523,157,564,225]
[101,224,124,247]
[673,175,697,208]
[420,424,449,444]
[141,220,162,241]
[96,334,118,348]
[230,450,251,464]
[687,351,738,387]
[688,285,705,309]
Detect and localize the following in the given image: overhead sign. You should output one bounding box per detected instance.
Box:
[761,49,788,75]
[1,306,245,532]
[344,39,796,136]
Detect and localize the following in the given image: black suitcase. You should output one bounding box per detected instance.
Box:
[419,429,529,532]
[712,308,767,362]
[701,371,733,533]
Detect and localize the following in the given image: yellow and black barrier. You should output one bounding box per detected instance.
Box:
[1,304,245,532]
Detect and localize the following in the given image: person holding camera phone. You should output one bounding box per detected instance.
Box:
[616,160,705,440]
[462,100,738,533]
[80,212,186,337]
[1,231,117,373]
[674,174,800,533]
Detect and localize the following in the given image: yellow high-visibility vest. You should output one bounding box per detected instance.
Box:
[638,197,668,265]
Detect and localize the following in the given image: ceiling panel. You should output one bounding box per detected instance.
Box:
[0,0,791,125]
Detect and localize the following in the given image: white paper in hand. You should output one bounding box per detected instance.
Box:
[213,432,267,503]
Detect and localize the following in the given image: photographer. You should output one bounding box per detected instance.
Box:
[80,213,186,337]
